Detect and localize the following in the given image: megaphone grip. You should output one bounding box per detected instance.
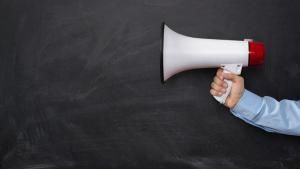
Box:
[213,70,232,104]
[213,64,242,104]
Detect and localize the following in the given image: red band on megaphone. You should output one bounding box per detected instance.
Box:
[249,41,265,65]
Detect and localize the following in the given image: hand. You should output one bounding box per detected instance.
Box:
[210,69,245,109]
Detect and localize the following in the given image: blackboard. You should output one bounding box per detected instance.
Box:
[1,0,300,168]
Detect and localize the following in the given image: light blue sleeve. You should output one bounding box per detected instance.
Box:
[231,89,300,136]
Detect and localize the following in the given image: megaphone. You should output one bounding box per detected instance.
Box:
[161,23,265,104]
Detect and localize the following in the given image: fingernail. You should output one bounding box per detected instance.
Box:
[218,92,223,95]
[221,89,226,93]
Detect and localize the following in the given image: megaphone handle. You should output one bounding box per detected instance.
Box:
[214,70,232,104]
[213,64,242,104]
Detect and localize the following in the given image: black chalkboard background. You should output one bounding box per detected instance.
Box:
[1,0,300,168]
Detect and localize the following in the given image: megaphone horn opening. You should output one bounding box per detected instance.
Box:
[160,22,165,84]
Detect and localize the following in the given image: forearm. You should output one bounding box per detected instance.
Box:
[231,90,300,136]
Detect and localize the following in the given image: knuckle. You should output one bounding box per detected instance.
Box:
[211,83,217,89]
[213,84,222,91]
[213,77,220,83]
[210,89,217,96]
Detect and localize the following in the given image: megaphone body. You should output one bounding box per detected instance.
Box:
[161,24,265,104]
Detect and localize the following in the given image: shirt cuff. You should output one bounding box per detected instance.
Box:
[231,89,263,120]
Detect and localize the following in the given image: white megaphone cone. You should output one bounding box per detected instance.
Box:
[161,23,265,104]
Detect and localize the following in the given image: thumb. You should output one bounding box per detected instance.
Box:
[222,72,239,82]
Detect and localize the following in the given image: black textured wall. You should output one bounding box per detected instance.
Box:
[1,0,300,168]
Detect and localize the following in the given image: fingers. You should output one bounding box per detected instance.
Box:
[210,70,229,96]
[213,76,228,87]
[216,69,224,80]
[210,79,228,96]
[211,68,244,98]
[222,73,236,81]
[213,76,223,86]
[210,89,223,96]
[223,72,244,83]
[211,82,225,92]
[217,68,243,83]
